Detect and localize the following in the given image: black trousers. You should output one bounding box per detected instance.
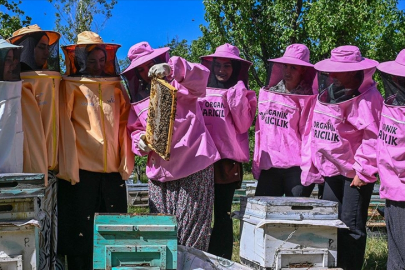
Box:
[323,175,374,270]
[57,170,127,270]
[255,166,314,197]
[208,182,238,259]
[386,199,405,270]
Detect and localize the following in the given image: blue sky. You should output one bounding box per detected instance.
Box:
[18,0,207,60]
[14,0,405,61]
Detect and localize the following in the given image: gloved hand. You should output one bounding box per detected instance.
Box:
[148,63,171,79]
[138,134,151,153]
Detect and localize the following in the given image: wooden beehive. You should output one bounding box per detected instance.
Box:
[126,181,149,207]
[0,254,23,270]
[238,197,347,270]
[93,213,178,270]
[145,78,177,161]
[0,173,45,270]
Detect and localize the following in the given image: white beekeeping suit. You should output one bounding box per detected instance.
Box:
[0,38,23,172]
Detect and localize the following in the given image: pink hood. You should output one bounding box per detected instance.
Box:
[377,49,405,77]
[198,81,257,162]
[253,88,317,179]
[269,43,313,67]
[127,56,220,182]
[315,45,378,72]
[301,78,383,185]
[201,43,251,88]
[267,44,316,94]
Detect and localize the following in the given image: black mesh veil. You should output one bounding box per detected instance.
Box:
[379,71,405,106]
[121,52,169,103]
[0,47,21,81]
[201,57,249,89]
[264,62,315,95]
[13,32,60,72]
[62,44,120,77]
[317,70,364,104]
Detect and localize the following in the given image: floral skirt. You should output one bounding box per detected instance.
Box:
[148,165,214,251]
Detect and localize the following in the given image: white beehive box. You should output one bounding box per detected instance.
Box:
[238,197,347,270]
[0,173,45,270]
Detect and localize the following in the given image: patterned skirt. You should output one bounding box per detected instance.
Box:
[148,165,214,251]
[39,171,64,270]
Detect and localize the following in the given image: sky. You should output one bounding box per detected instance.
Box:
[17,0,208,60]
[12,0,405,61]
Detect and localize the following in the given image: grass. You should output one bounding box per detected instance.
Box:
[363,234,388,270]
[129,203,388,270]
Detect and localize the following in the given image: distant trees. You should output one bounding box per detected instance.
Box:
[48,0,117,44]
[0,0,31,38]
[197,0,405,90]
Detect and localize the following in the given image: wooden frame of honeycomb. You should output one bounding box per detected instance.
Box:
[145,78,177,161]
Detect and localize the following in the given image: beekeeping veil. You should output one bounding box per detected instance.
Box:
[8,24,60,72]
[0,38,23,172]
[200,43,251,89]
[377,49,405,106]
[62,31,120,77]
[314,45,378,104]
[121,41,170,103]
[0,38,21,81]
[266,44,315,95]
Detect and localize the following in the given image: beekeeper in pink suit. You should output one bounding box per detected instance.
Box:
[253,44,316,197]
[124,42,220,251]
[301,45,383,270]
[198,43,257,259]
[376,49,405,269]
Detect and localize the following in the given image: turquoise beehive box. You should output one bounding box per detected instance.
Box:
[93,213,177,269]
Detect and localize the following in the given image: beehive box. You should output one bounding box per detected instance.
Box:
[0,253,23,270]
[93,213,177,270]
[0,173,45,270]
[126,181,149,207]
[233,180,258,204]
[0,222,39,270]
[238,197,347,270]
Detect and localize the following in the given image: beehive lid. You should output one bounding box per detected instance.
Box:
[0,173,45,198]
[241,196,338,220]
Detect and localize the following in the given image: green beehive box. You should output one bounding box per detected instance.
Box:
[93,213,177,270]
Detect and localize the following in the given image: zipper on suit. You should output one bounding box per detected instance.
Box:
[314,109,346,123]
[206,93,223,97]
[259,99,297,110]
[382,113,405,125]
[51,77,57,169]
[138,107,148,116]
[99,83,108,172]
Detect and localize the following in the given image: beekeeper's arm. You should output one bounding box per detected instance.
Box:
[118,88,134,180]
[227,81,257,134]
[57,82,80,184]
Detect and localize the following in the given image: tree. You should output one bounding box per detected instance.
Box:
[163,37,191,59]
[48,0,117,45]
[200,0,405,91]
[0,0,31,38]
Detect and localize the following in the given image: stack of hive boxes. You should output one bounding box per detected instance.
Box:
[0,173,52,270]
